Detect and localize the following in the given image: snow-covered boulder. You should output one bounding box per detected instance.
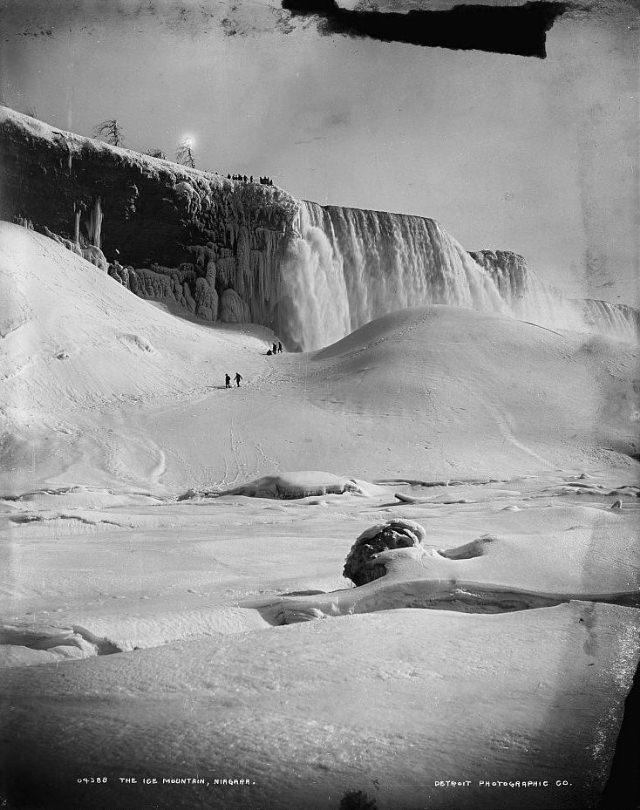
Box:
[343,519,427,586]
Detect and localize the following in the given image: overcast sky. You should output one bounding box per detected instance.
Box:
[1,0,638,304]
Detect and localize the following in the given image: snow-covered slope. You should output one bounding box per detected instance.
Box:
[1,222,639,809]
[1,222,638,494]
[0,222,274,493]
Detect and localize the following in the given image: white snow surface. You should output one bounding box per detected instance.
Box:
[1,222,639,809]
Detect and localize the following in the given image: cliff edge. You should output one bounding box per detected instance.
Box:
[0,107,298,331]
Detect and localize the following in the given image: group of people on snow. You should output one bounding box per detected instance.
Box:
[226,174,274,186]
[225,373,242,388]
[224,340,283,388]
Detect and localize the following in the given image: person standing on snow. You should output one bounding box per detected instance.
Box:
[225,373,231,388]
[235,372,243,387]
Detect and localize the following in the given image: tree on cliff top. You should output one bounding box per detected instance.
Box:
[94,119,124,147]
[176,138,196,168]
[146,148,166,159]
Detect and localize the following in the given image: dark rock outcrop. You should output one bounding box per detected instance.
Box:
[0,107,298,332]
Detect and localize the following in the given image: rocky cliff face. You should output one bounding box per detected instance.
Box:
[0,107,297,331]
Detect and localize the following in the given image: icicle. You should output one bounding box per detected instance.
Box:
[74,206,81,244]
[87,197,103,250]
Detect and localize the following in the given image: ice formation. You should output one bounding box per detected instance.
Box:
[1,106,638,353]
[281,202,508,350]
[472,250,640,342]
[281,206,640,350]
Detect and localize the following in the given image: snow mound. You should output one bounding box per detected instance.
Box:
[195,471,371,500]
[304,304,640,473]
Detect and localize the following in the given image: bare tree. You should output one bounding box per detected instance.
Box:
[176,138,196,168]
[94,119,124,147]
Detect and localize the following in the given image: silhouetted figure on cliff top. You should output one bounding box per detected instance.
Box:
[278,341,283,353]
[272,343,277,354]
[235,372,242,387]
[225,374,231,388]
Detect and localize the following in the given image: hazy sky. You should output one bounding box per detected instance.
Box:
[1,0,638,303]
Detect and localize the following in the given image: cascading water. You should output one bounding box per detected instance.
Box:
[580,299,640,343]
[278,204,352,351]
[280,202,639,350]
[281,201,507,350]
[472,249,640,341]
[470,249,586,332]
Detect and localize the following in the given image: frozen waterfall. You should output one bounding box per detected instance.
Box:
[281,202,507,351]
[279,201,639,351]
